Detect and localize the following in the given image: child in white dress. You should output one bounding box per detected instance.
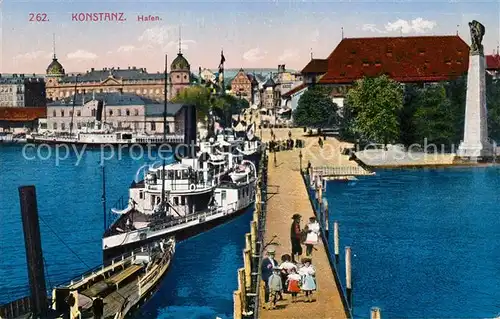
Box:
[299,258,316,302]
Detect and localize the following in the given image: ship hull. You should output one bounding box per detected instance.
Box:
[103,203,252,262]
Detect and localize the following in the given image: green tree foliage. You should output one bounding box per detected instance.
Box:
[293,86,339,128]
[411,84,456,146]
[345,75,404,144]
[486,75,500,141]
[173,86,212,120]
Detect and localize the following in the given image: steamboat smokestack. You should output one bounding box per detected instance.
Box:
[183,104,197,158]
[96,99,104,122]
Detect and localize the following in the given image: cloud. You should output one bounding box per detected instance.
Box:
[385,18,437,34]
[311,29,320,42]
[138,26,176,46]
[278,49,300,62]
[362,23,386,33]
[243,48,266,62]
[117,45,137,52]
[164,39,196,52]
[67,50,98,60]
[14,51,52,60]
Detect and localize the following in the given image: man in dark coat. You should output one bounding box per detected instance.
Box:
[290,214,303,262]
[261,246,278,307]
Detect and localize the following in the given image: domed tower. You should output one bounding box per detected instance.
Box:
[45,34,66,101]
[169,34,191,98]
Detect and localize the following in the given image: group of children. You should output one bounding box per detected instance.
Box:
[266,254,317,309]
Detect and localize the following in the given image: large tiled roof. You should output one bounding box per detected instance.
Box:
[60,67,165,83]
[301,59,328,74]
[145,103,185,117]
[486,54,500,70]
[319,35,469,84]
[48,93,159,107]
[0,107,46,121]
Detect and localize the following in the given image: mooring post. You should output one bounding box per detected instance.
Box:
[18,186,48,318]
[334,221,339,263]
[345,246,352,309]
[371,307,381,319]
[323,199,329,239]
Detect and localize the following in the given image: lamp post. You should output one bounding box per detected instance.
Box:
[299,150,303,172]
[273,134,277,167]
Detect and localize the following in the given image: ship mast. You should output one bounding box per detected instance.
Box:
[69,75,79,136]
[161,54,168,212]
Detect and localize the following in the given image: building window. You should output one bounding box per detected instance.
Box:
[77,110,81,116]
[149,89,153,94]
[77,122,81,129]
[176,75,180,79]
[184,75,187,80]
[109,109,113,116]
[117,109,121,116]
[61,110,64,117]
[126,109,130,116]
[143,89,147,94]
[53,110,56,117]
[61,123,66,130]
[53,122,58,130]
[151,121,156,131]
[91,109,96,116]
[134,109,139,116]
[155,89,160,94]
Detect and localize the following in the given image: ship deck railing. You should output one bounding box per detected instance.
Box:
[150,202,238,231]
[135,135,184,144]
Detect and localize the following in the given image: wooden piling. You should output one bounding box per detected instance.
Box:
[371,307,381,319]
[345,246,352,308]
[238,268,247,313]
[243,249,252,290]
[233,290,242,319]
[323,199,329,238]
[334,221,339,263]
[245,233,251,251]
[250,221,257,256]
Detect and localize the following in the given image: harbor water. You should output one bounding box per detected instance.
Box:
[0,144,249,318]
[323,168,500,318]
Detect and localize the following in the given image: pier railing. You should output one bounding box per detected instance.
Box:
[233,148,268,319]
[312,165,374,177]
[0,296,32,319]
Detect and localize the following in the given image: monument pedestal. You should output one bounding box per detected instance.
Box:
[457,53,494,159]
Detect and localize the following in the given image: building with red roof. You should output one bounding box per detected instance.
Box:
[0,107,47,132]
[486,53,500,79]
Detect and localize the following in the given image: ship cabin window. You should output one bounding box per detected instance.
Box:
[181,196,185,205]
[173,197,179,205]
[167,170,174,179]
[139,191,143,199]
[238,189,241,199]
[176,170,182,179]
[221,190,226,201]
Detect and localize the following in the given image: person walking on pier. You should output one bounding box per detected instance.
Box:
[290,214,303,263]
[285,267,302,303]
[299,258,317,302]
[279,254,297,294]
[304,217,320,257]
[268,267,283,309]
[261,246,278,308]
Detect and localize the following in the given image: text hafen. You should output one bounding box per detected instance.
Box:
[137,15,161,22]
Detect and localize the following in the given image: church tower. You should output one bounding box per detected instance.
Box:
[45,34,65,100]
[169,27,191,98]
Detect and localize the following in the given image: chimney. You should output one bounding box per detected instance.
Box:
[132,66,136,70]
[128,66,131,70]
[117,67,120,70]
[91,67,95,72]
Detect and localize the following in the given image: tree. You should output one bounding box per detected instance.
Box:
[345,75,404,145]
[172,86,212,120]
[412,84,456,147]
[293,85,338,128]
[486,74,500,142]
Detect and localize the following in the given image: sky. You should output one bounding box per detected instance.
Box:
[1,0,499,74]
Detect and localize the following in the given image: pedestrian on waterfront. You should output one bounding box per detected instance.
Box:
[304,217,321,257]
[268,267,283,309]
[290,214,303,263]
[299,258,317,302]
[318,137,323,148]
[285,267,302,303]
[288,130,292,139]
[261,246,278,307]
[279,254,297,293]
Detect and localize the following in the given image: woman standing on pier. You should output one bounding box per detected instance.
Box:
[304,217,320,257]
[290,214,303,263]
[299,258,317,302]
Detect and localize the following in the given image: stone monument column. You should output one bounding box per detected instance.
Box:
[457,20,493,158]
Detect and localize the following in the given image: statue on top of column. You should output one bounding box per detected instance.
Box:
[469,20,485,56]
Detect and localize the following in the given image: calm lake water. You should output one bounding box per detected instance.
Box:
[0,144,249,318]
[324,168,500,318]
